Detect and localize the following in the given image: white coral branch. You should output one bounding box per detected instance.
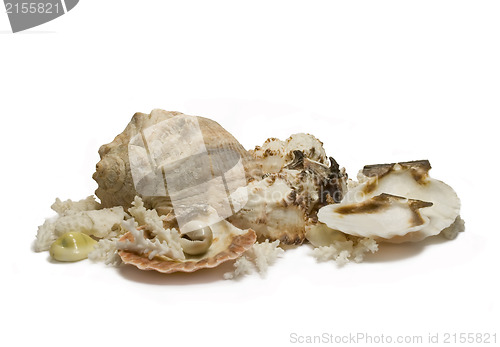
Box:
[312,238,378,266]
[117,219,185,260]
[88,238,122,266]
[224,239,284,280]
[51,196,101,216]
[34,217,58,252]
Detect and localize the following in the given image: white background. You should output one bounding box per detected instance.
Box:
[1,1,499,346]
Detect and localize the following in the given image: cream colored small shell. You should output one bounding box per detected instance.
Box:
[179,221,214,255]
[50,232,97,262]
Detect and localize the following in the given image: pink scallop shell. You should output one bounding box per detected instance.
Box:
[118,229,257,273]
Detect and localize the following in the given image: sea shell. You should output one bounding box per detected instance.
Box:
[317,160,461,243]
[118,218,257,273]
[179,221,214,255]
[93,109,250,227]
[229,134,347,244]
[318,193,433,239]
[49,231,98,262]
[305,222,348,247]
[249,133,328,176]
[228,173,308,244]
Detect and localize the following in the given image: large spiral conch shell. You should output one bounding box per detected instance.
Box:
[93,109,250,229]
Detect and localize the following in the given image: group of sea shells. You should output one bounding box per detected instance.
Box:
[35,109,464,277]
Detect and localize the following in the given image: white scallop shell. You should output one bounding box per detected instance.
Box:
[318,193,433,239]
[318,160,461,243]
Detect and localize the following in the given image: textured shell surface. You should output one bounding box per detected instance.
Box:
[93,109,250,227]
[228,174,307,244]
[249,133,328,176]
[318,160,461,243]
[230,133,347,244]
[250,137,286,174]
[283,133,328,165]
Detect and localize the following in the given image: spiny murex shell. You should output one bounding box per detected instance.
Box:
[93,109,250,224]
[228,133,347,244]
[318,160,461,243]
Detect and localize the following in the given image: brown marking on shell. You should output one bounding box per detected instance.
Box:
[362,160,431,185]
[335,194,393,215]
[408,198,434,226]
[264,137,280,144]
[294,194,309,211]
[266,174,277,185]
[362,178,379,195]
[335,193,433,227]
[118,229,257,273]
[255,215,267,224]
[278,232,305,245]
[285,190,297,205]
[264,149,275,157]
[294,155,347,205]
[319,157,347,204]
[325,194,336,205]
[404,162,432,184]
[285,150,305,170]
[252,186,263,193]
[362,163,394,178]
